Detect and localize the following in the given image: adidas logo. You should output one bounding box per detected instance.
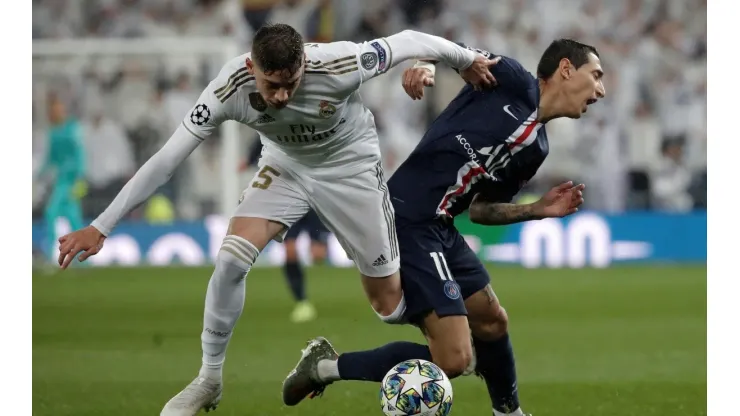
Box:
[256,113,275,124]
[372,254,388,267]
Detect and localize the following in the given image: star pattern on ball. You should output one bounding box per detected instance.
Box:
[381,359,453,416]
[190,103,211,126]
[390,361,447,414]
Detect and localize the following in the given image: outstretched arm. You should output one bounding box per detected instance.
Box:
[90,124,202,236]
[347,30,496,89]
[468,194,541,226]
[382,30,476,72]
[468,181,585,226]
[56,124,204,269]
[91,79,231,236]
[56,79,232,269]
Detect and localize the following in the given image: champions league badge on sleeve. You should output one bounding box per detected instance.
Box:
[190,104,211,126]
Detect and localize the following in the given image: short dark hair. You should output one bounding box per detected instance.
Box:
[251,23,304,75]
[536,39,599,80]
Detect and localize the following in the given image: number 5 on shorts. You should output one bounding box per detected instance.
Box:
[252,165,281,190]
[430,252,454,281]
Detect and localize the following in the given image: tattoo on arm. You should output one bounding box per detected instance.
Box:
[483,284,496,304]
[468,198,538,226]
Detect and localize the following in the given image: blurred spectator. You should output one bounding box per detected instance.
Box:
[268,0,319,39]
[82,110,136,217]
[242,0,279,32]
[649,137,694,212]
[306,0,334,43]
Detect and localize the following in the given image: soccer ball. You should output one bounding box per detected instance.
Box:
[380,359,453,416]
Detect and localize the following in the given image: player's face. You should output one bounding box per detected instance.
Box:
[563,53,605,118]
[252,62,304,110]
[49,100,67,124]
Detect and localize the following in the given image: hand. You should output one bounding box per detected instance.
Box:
[531,181,585,219]
[57,225,106,269]
[402,66,435,100]
[459,55,501,91]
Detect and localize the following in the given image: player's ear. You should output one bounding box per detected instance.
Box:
[559,58,572,80]
[246,58,255,74]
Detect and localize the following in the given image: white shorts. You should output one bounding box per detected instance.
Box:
[234,154,399,277]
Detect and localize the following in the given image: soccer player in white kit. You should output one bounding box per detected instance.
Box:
[56,24,498,415]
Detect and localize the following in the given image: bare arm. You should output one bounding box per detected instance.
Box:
[468,194,541,225]
[468,181,586,226]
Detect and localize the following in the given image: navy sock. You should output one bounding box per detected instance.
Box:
[337,342,432,382]
[473,333,520,413]
[283,261,305,301]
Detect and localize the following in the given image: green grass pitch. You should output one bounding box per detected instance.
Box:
[33,265,706,415]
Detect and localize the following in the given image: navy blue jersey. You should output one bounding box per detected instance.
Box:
[389,47,549,226]
[247,139,263,166]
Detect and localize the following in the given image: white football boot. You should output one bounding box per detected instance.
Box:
[160,375,222,415]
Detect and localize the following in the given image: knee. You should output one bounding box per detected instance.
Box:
[374,292,406,324]
[363,273,405,322]
[432,343,473,379]
[216,234,260,276]
[470,305,509,342]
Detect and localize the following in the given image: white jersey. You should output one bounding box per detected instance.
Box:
[184,40,398,176]
[90,30,477,236]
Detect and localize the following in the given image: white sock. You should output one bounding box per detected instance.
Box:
[493,407,524,416]
[317,359,340,382]
[200,235,259,379]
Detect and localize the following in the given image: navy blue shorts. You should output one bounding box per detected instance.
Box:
[284,210,329,243]
[398,219,491,323]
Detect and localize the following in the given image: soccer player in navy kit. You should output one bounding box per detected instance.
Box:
[283,39,605,416]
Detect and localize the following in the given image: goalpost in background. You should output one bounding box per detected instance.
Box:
[32,37,243,219]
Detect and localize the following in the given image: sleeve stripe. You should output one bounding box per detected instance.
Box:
[181,121,206,142]
[304,66,358,76]
[381,38,393,73]
[218,76,255,103]
[214,67,248,95]
[307,60,356,71]
[305,54,355,69]
[216,74,254,100]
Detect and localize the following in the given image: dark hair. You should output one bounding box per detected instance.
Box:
[251,23,304,75]
[536,39,599,80]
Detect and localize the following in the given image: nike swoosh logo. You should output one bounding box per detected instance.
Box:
[503,105,518,120]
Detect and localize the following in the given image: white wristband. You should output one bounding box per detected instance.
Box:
[413,60,436,76]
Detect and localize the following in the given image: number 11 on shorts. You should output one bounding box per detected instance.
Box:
[430,252,454,281]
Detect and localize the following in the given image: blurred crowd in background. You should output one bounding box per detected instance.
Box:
[32,0,707,224]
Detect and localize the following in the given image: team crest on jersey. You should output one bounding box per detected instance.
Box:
[361,52,378,70]
[443,281,461,300]
[370,41,388,72]
[318,100,336,118]
[249,92,268,112]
